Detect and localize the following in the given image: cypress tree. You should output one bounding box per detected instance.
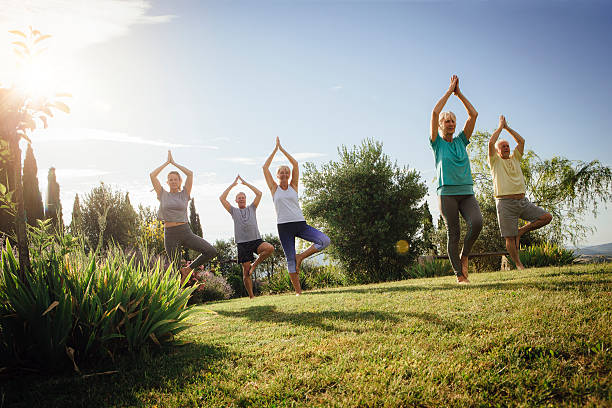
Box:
[189,198,203,237]
[22,144,45,226]
[70,194,82,235]
[45,167,63,229]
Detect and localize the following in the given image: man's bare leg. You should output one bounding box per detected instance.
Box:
[517,213,553,244]
[242,262,255,299]
[505,236,524,270]
[249,242,274,275]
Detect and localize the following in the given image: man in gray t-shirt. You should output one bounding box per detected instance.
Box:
[220,175,274,299]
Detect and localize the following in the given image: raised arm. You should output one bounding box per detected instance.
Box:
[277,137,299,191]
[238,175,263,208]
[504,121,525,155]
[454,77,478,140]
[262,140,279,195]
[489,115,506,157]
[168,150,194,197]
[150,155,170,199]
[431,75,457,142]
[219,176,239,213]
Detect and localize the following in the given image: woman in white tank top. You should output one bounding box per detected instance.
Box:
[263,137,330,295]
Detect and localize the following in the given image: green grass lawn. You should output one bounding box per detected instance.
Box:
[3,264,611,407]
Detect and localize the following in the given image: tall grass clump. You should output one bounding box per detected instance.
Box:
[0,221,195,372]
[404,259,453,279]
[511,242,576,268]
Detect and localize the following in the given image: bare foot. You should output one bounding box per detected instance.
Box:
[248,264,255,276]
[457,275,470,284]
[180,267,191,285]
[460,256,469,279]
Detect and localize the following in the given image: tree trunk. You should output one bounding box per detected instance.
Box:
[10,139,30,279]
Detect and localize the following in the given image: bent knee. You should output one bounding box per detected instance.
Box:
[316,235,331,250]
[261,242,275,254]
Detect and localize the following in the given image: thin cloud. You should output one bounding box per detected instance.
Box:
[31,128,219,149]
[220,157,258,165]
[37,168,112,179]
[0,0,174,52]
[221,152,326,166]
[330,85,343,92]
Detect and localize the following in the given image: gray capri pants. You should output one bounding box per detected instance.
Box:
[164,223,217,270]
[495,197,547,237]
[438,194,483,276]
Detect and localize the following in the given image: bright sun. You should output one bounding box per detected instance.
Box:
[9,29,77,104]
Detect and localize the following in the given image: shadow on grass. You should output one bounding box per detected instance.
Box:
[217,305,465,333]
[217,305,400,333]
[1,342,231,408]
[302,267,611,297]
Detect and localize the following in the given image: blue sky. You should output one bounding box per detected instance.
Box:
[1,0,611,245]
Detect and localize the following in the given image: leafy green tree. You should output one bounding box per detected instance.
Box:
[422,202,436,255]
[0,28,70,277]
[302,139,427,283]
[45,167,63,230]
[468,130,612,246]
[22,143,44,226]
[81,183,139,250]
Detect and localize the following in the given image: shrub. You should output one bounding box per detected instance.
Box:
[301,261,348,289]
[187,269,234,303]
[0,222,195,372]
[511,242,576,268]
[260,269,296,294]
[404,259,454,279]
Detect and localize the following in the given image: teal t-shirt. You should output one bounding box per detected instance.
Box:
[429,131,474,195]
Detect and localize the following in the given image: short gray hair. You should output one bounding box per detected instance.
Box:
[495,139,509,150]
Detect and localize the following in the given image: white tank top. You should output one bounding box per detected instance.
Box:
[273,185,305,224]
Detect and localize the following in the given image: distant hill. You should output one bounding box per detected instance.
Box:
[572,243,612,256]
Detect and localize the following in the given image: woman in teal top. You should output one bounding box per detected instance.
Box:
[430,75,483,283]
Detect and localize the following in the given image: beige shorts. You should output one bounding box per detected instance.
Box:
[495,197,547,237]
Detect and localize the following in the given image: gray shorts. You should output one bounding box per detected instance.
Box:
[495,197,547,237]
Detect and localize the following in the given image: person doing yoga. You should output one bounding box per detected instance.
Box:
[488,115,552,269]
[219,175,274,299]
[430,75,483,283]
[263,137,330,295]
[150,150,217,283]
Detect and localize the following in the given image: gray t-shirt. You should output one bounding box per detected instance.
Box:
[157,189,189,223]
[230,203,261,243]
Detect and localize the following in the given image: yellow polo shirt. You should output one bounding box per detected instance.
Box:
[488,149,526,197]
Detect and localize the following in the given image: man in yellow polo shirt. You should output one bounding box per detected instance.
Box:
[488,115,552,269]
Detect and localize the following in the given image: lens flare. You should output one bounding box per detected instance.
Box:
[395,240,410,254]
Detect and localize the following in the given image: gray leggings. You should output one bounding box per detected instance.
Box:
[164,223,217,270]
[438,194,483,276]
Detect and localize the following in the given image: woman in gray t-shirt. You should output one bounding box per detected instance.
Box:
[150,150,217,283]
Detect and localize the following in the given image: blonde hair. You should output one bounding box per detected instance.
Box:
[276,165,291,175]
[438,111,456,133]
[495,139,509,151]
